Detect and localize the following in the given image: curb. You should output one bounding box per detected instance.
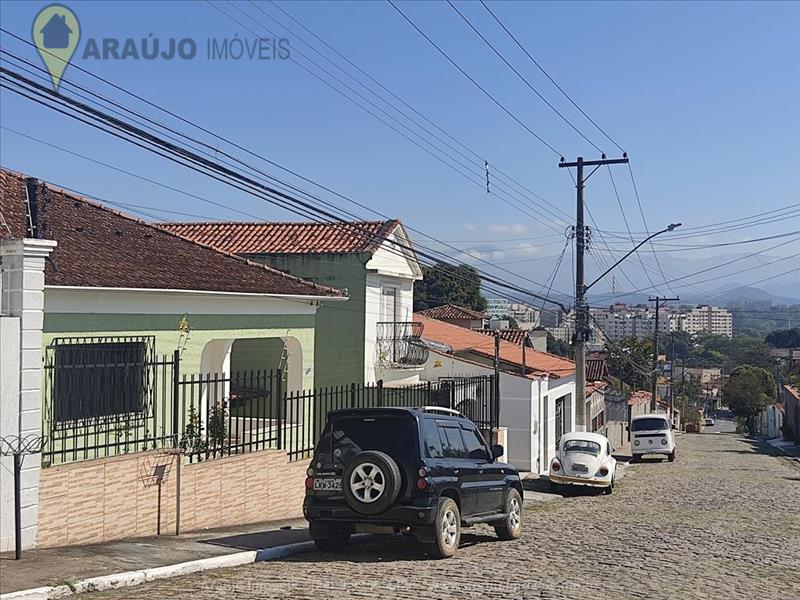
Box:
[0,540,318,600]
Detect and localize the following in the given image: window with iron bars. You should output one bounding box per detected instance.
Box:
[47,336,155,423]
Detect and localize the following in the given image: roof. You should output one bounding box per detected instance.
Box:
[586,381,609,397]
[628,390,653,406]
[416,304,488,321]
[0,170,344,297]
[416,314,574,378]
[476,328,528,346]
[159,220,400,255]
[586,357,608,381]
[784,384,800,401]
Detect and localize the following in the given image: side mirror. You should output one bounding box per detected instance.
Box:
[491,444,504,460]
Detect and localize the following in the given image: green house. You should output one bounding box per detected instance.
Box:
[162,220,424,388]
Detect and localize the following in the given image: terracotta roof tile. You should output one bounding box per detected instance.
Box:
[160,220,399,255]
[476,328,528,346]
[416,304,488,321]
[586,358,608,381]
[0,169,344,297]
[416,314,574,378]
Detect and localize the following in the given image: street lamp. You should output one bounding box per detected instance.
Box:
[584,223,682,293]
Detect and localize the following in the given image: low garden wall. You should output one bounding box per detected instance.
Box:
[36,448,307,548]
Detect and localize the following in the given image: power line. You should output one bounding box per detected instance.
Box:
[446,0,603,152]
[479,0,625,154]
[211,1,572,232]
[257,0,574,226]
[387,0,563,157]
[0,45,571,300]
[0,64,572,310]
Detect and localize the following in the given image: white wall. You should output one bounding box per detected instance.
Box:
[364,273,414,384]
[421,351,551,473]
[0,239,56,552]
[44,286,323,316]
[0,315,21,552]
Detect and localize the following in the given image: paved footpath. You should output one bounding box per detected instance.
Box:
[83,426,800,600]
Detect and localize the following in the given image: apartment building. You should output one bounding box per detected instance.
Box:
[669,305,733,338]
[486,297,541,328]
[589,304,669,343]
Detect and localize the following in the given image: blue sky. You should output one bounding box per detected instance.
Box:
[1,1,798,300]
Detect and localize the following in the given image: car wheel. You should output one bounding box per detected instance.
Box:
[494,488,523,540]
[548,479,559,493]
[312,526,351,552]
[603,477,614,495]
[426,497,461,559]
[668,450,676,462]
[630,455,640,463]
[342,451,402,516]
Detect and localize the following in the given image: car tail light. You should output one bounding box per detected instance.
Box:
[416,478,428,490]
[551,460,561,472]
[305,476,314,490]
[599,466,609,476]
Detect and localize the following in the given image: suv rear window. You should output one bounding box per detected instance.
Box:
[632,418,670,432]
[317,415,418,464]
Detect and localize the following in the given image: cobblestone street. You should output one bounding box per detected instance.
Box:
[85,425,800,600]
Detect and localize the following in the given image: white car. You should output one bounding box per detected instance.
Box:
[548,432,617,495]
[630,414,676,462]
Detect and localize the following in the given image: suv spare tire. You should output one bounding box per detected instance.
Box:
[342,450,402,516]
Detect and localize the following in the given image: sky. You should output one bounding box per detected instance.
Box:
[1,0,799,303]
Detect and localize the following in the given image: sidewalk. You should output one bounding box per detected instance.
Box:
[765,436,800,460]
[0,517,309,596]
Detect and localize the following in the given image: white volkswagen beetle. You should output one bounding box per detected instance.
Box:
[548,432,617,494]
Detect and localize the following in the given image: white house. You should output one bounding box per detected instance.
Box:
[414,314,576,474]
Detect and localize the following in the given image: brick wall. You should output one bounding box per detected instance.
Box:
[37,449,308,548]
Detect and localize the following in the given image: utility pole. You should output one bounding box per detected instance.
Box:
[648,296,679,412]
[559,154,629,431]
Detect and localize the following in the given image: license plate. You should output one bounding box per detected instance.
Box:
[313,477,342,491]
[572,463,588,473]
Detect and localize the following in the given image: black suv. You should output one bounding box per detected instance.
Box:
[303,406,523,558]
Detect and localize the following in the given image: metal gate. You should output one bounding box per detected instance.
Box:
[437,376,498,443]
[555,397,565,447]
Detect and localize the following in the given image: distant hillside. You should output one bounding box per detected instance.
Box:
[710,285,798,306]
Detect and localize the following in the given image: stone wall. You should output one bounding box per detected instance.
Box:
[36,449,308,548]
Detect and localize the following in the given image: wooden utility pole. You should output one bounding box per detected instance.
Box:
[649,296,679,412]
[559,154,629,430]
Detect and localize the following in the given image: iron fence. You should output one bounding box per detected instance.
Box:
[177,369,283,463]
[41,337,177,466]
[284,375,497,461]
[40,337,496,466]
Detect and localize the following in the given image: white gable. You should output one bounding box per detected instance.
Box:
[364,224,422,280]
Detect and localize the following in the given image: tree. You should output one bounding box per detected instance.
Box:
[607,336,652,391]
[722,364,776,433]
[765,328,800,348]
[413,262,487,312]
[546,333,571,358]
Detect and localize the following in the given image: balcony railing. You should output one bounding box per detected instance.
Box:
[376,321,428,368]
